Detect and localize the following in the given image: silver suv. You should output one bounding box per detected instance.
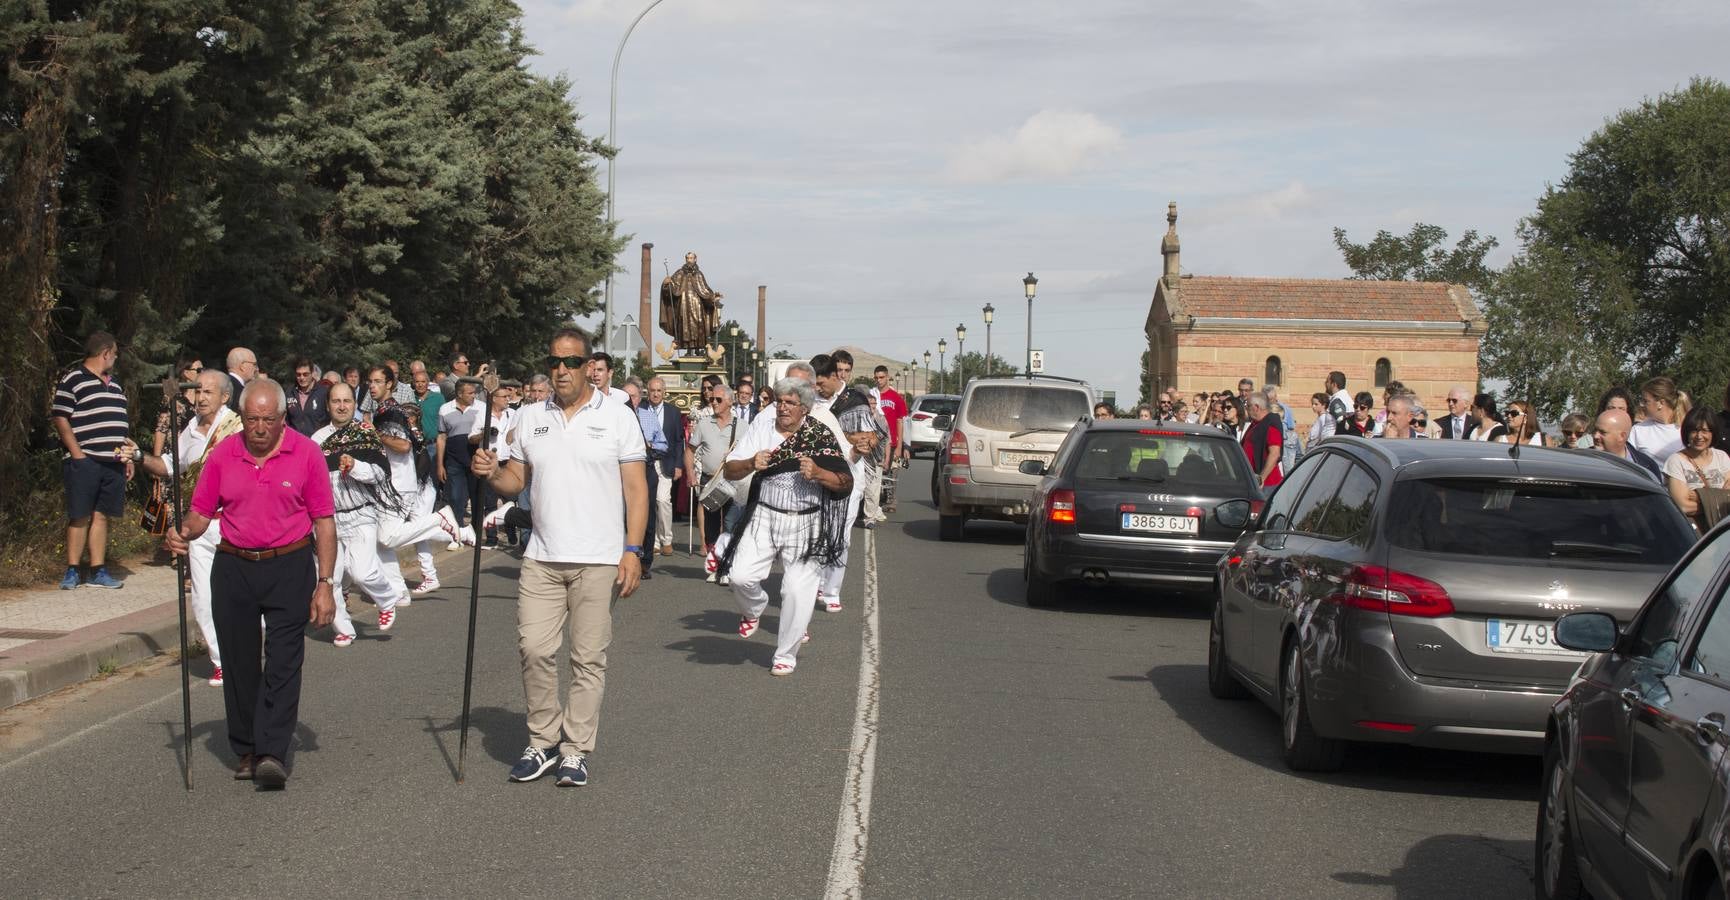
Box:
[933,376,1093,541]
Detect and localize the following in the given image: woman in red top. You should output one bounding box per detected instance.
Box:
[1241,393,1284,488]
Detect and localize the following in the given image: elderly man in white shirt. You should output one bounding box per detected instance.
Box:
[129,369,243,685]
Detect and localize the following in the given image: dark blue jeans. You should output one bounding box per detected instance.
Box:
[445,459,472,528]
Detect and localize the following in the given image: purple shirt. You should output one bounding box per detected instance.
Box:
[191,428,335,549]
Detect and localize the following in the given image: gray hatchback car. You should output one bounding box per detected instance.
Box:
[1208,437,1697,771]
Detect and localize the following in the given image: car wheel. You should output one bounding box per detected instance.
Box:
[1207,600,1248,699]
[1280,639,1344,771]
[1024,540,1059,607]
[1534,739,1586,900]
[930,453,943,505]
[938,512,965,542]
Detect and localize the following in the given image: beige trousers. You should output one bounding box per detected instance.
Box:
[517,557,618,756]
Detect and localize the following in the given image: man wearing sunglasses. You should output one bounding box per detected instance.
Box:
[471,330,648,788]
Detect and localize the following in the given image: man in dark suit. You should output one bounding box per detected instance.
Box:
[643,377,685,558]
[1438,385,1471,439]
[285,358,331,436]
[224,346,258,413]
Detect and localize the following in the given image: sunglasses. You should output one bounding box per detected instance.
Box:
[1355,404,1372,410]
[1509,411,1525,419]
[1562,430,1584,439]
[544,354,588,370]
[185,365,205,374]
[710,397,726,404]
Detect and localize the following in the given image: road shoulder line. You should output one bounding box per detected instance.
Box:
[824,528,881,900]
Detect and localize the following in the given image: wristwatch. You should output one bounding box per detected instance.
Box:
[316,576,334,586]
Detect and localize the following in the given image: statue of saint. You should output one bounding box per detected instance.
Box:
[659,251,724,352]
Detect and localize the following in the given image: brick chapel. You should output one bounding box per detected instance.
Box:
[1143,203,1486,426]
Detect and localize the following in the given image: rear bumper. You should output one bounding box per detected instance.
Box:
[1038,533,1233,587]
[943,470,1036,518]
[1307,628,1560,755]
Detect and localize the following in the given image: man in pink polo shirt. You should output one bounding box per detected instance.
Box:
[166,379,337,789]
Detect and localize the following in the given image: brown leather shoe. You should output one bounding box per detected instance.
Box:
[658,545,672,556]
[233,753,257,780]
[253,755,288,788]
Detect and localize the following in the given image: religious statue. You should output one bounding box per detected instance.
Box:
[659,251,725,352]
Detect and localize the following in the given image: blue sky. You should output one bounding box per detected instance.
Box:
[521,0,1730,400]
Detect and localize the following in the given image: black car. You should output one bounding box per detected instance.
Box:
[1537,518,1730,900]
[1023,420,1263,606]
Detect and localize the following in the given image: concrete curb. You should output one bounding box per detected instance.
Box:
[0,601,187,710]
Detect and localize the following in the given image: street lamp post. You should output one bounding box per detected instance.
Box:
[955,323,967,392]
[909,360,917,398]
[982,303,995,376]
[1022,272,1038,379]
[602,0,668,353]
[725,324,740,383]
[922,350,932,394]
[937,338,948,394]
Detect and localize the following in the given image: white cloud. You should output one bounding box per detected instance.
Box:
[1214,181,1317,221]
[944,110,1125,184]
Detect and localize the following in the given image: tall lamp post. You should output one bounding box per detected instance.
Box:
[922,350,932,394]
[1022,272,1038,379]
[909,360,918,397]
[982,303,995,376]
[724,324,741,382]
[602,0,668,352]
[937,338,948,394]
[955,324,967,392]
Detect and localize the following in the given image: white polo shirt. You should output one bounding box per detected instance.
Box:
[468,404,517,462]
[593,385,630,408]
[510,390,647,564]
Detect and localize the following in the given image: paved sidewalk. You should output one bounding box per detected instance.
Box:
[0,544,477,710]
[0,561,185,709]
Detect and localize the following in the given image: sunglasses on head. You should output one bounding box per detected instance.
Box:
[544,354,588,370]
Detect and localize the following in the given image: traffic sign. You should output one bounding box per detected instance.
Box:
[1029,349,1045,374]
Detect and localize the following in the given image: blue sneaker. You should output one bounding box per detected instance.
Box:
[59,567,81,590]
[555,754,588,787]
[508,745,558,782]
[85,567,123,589]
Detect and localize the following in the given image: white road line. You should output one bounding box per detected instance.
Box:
[824,528,882,900]
[0,688,177,774]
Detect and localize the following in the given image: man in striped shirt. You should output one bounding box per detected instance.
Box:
[51,331,132,590]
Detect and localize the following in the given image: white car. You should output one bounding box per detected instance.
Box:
[906,394,959,457]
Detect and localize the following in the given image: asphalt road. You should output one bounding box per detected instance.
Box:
[0,459,1540,899]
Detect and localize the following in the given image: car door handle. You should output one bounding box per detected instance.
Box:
[1698,713,1727,744]
[1618,688,1640,709]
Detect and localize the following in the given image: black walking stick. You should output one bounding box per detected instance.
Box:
[154,380,199,791]
[455,374,496,783]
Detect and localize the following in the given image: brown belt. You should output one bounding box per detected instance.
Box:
[218,535,312,561]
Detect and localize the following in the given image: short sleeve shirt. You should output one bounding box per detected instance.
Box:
[438,400,482,464]
[511,392,647,564]
[415,389,444,443]
[1664,448,1730,491]
[876,387,909,445]
[52,365,129,457]
[191,428,335,548]
[469,406,516,462]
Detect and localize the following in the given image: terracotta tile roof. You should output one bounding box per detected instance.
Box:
[1174,276,1473,322]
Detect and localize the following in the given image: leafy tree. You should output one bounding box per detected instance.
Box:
[1332,223,1500,294]
[1482,78,1730,418]
[949,350,1019,392]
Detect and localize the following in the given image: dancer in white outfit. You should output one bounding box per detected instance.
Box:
[810,352,883,614]
[365,366,458,603]
[718,378,854,676]
[129,370,243,686]
[311,383,403,646]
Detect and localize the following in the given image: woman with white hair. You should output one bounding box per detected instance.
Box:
[717,378,853,676]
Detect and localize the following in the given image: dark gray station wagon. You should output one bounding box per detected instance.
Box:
[1209,437,1696,770]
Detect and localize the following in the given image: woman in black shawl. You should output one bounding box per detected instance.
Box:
[716,378,853,676]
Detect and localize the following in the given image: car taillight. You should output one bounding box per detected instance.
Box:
[1047,489,1076,526]
[1334,565,1453,617]
[948,429,970,466]
[912,412,932,421]
[1249,499,1265,518]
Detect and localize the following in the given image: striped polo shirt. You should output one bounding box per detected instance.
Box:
[52,365,130,457]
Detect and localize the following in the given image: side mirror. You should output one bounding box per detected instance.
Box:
[1214,499,1252,530]
[1017,460,1047,476]
[1555,612,1618,653]
[932,414,953,431]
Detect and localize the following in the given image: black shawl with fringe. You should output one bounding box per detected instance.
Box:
[716,416,852,575]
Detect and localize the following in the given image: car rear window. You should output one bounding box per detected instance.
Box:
[1385,478,1695,565]
[964,386,1090,433]
[917,398,958,417]
[1072,431,1252,488]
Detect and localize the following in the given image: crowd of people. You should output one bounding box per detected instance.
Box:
[1112,370,1730,532]
[48,329,911,789]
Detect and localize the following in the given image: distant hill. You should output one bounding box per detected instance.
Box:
[837,345,930,396]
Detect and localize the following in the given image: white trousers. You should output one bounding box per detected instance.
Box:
[860,459,884,521]
[654,471,674,548]
[818,455,869,602]
[187,519,224,668]
[334,520,397,637]
[729,509,823,669]
[377,487,447,593]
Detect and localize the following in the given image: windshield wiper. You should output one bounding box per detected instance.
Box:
[1008,426,1068,439]
[1549,541,1645,559]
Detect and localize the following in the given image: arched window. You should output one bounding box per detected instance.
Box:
[1264,355,1282,386]
[1374,358,1392,388]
